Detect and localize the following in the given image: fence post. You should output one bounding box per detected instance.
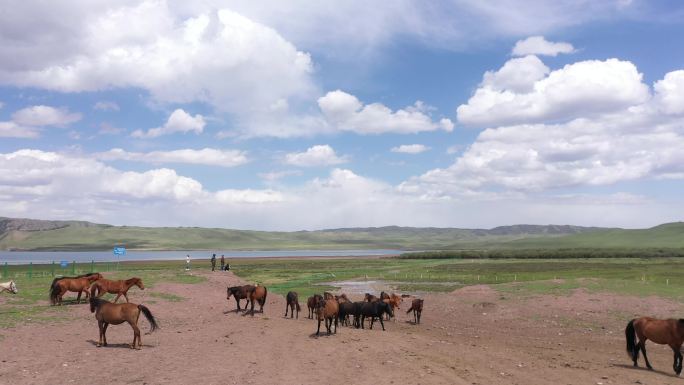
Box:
[72,261,76,275]
[29,262,33,279]
[51,261,55,277]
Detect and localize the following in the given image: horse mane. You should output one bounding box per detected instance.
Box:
[125,277,141,284]
[90,297,110,307]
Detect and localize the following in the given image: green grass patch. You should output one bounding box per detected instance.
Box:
[148,291,184,302]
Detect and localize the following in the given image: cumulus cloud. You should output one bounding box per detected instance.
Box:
[0,121,39,138]
[96,148,249,167]
[258,170,302,182]
[319,90,453,134]
[457,58,650,127]
[93,101,120,111]
[0,2,314,120]
[131,109,205,139]
[511,36,575,57]
[12,105,82,127]
[284,145,348,167]
[391,144,430,154]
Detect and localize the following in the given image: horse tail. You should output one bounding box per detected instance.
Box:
[49,281,60,305]
[260,287,268,307]
[138,305,159,333]
[90,282,99,298]
[625,319,637,358]
[49,277,61,292]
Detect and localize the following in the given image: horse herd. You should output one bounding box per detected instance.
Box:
[226,284,425,336]
[4,272,684,376]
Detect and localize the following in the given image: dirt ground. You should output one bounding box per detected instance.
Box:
[1,272,684,385]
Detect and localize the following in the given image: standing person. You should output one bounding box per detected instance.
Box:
[220,254,225,271]
[211,253,216,271]
[186,254,190,271]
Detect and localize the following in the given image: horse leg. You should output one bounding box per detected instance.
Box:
[131,322,142,349]
[334,314,338,334]
[361,315,366,329]
[317,318,322,336]
[235,298,241,311]
[76,290,82,304]
[418,310,421,324]
[379,316,385,331]
[250,297,255,316]
[102,323,109,346]
[97,320,104,347]
[113,293,122,303]
[639,341,653,370]
[285,303,288,318]
[370,316,374,330]
[123,292,129,303]
[671,344,683,375]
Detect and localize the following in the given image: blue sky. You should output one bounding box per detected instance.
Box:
[1,1,683,230]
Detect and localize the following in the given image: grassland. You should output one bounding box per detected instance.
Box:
[0,260,204,329]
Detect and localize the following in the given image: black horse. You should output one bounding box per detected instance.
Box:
[353,301,393,330]
[338,301,355,326]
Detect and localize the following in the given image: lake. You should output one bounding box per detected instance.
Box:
[0,249,403,264]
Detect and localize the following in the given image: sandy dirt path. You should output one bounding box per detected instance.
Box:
[1,272,683,384]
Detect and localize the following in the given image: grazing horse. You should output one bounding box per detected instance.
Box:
[307,294,323,319]
[226,285,255,311]
[316,298,339,336]
[89,297,158,349]
[338,301,355,327]
[50,273,102,305]
[247,285,268,315]
[90,277,144,303]
[358,301,393,331]
[626,317,684,375]
[285,291,301,319]
[1,280,18,294]
[407,298,424,324]
[50,272,100,293]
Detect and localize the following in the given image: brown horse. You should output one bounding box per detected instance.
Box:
[90,277,144,303]
[89,297,158,349]
[382,293,403,321]
[316,298,339,335]
[285,291,301,319]
[50,273,102,305]
[226,285,255,311]
[626,317,684,374]
[247,285,268,315]
[407,298,424,324]
[307,294,323,319]
[364,293,379,303]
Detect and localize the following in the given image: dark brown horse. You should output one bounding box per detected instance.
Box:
[307,294,322,319]
[247,285,268,315]
[626,317,684,374]
[364,293,379,303]
[316,298,339,335]
[50,273,102,305]
[89,297,158,349]
[285,291,301,319]
[90,277,144,303]
[407,298,424,324]
[226,285,255,311]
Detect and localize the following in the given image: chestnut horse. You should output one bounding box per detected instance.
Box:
[50,272,100,293]
[382,293,403,320]
[316,298,339,335]
[285,291,301,319]
[307,294,323,319]
[626,317,684,375]
[90,277,144,303]
[407,298,424,324]
[90,297,158,349]
[247,285,268,315]
[50,273,102,305]
[226,285,255,311]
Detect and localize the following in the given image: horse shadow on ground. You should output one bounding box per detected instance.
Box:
[611,363,679,378]
[86,340,154,349]
[308,332,337,339]
[404,320,418,325]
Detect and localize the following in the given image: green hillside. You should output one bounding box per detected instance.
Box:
[0,217,682,251]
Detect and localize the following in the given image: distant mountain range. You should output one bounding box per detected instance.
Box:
[0,216,682,251]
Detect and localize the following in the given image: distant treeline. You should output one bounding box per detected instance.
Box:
[398,248,684,259]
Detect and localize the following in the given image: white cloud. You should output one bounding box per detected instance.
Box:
[482,55,549,93]
[457,58,650,127]
[93,101,120,111]
[131,109,205,138]
[12,105,81,127]
[258,170,302,182]
[654,70,684,115]
[96,148,249,168]
[0,121,39,138]
[319,90,453,134]
[98,122,125,135]
[0,2,314,120]
[284,145,348,167]
[512,36,575,57]
[391,144,430,154]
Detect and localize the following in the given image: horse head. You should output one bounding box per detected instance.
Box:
[10,280,18,294]
[134,278,145,290]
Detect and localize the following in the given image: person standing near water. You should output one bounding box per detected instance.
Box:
[220,255,225,271]
[186,254,190,270]
[211,253,216,271]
